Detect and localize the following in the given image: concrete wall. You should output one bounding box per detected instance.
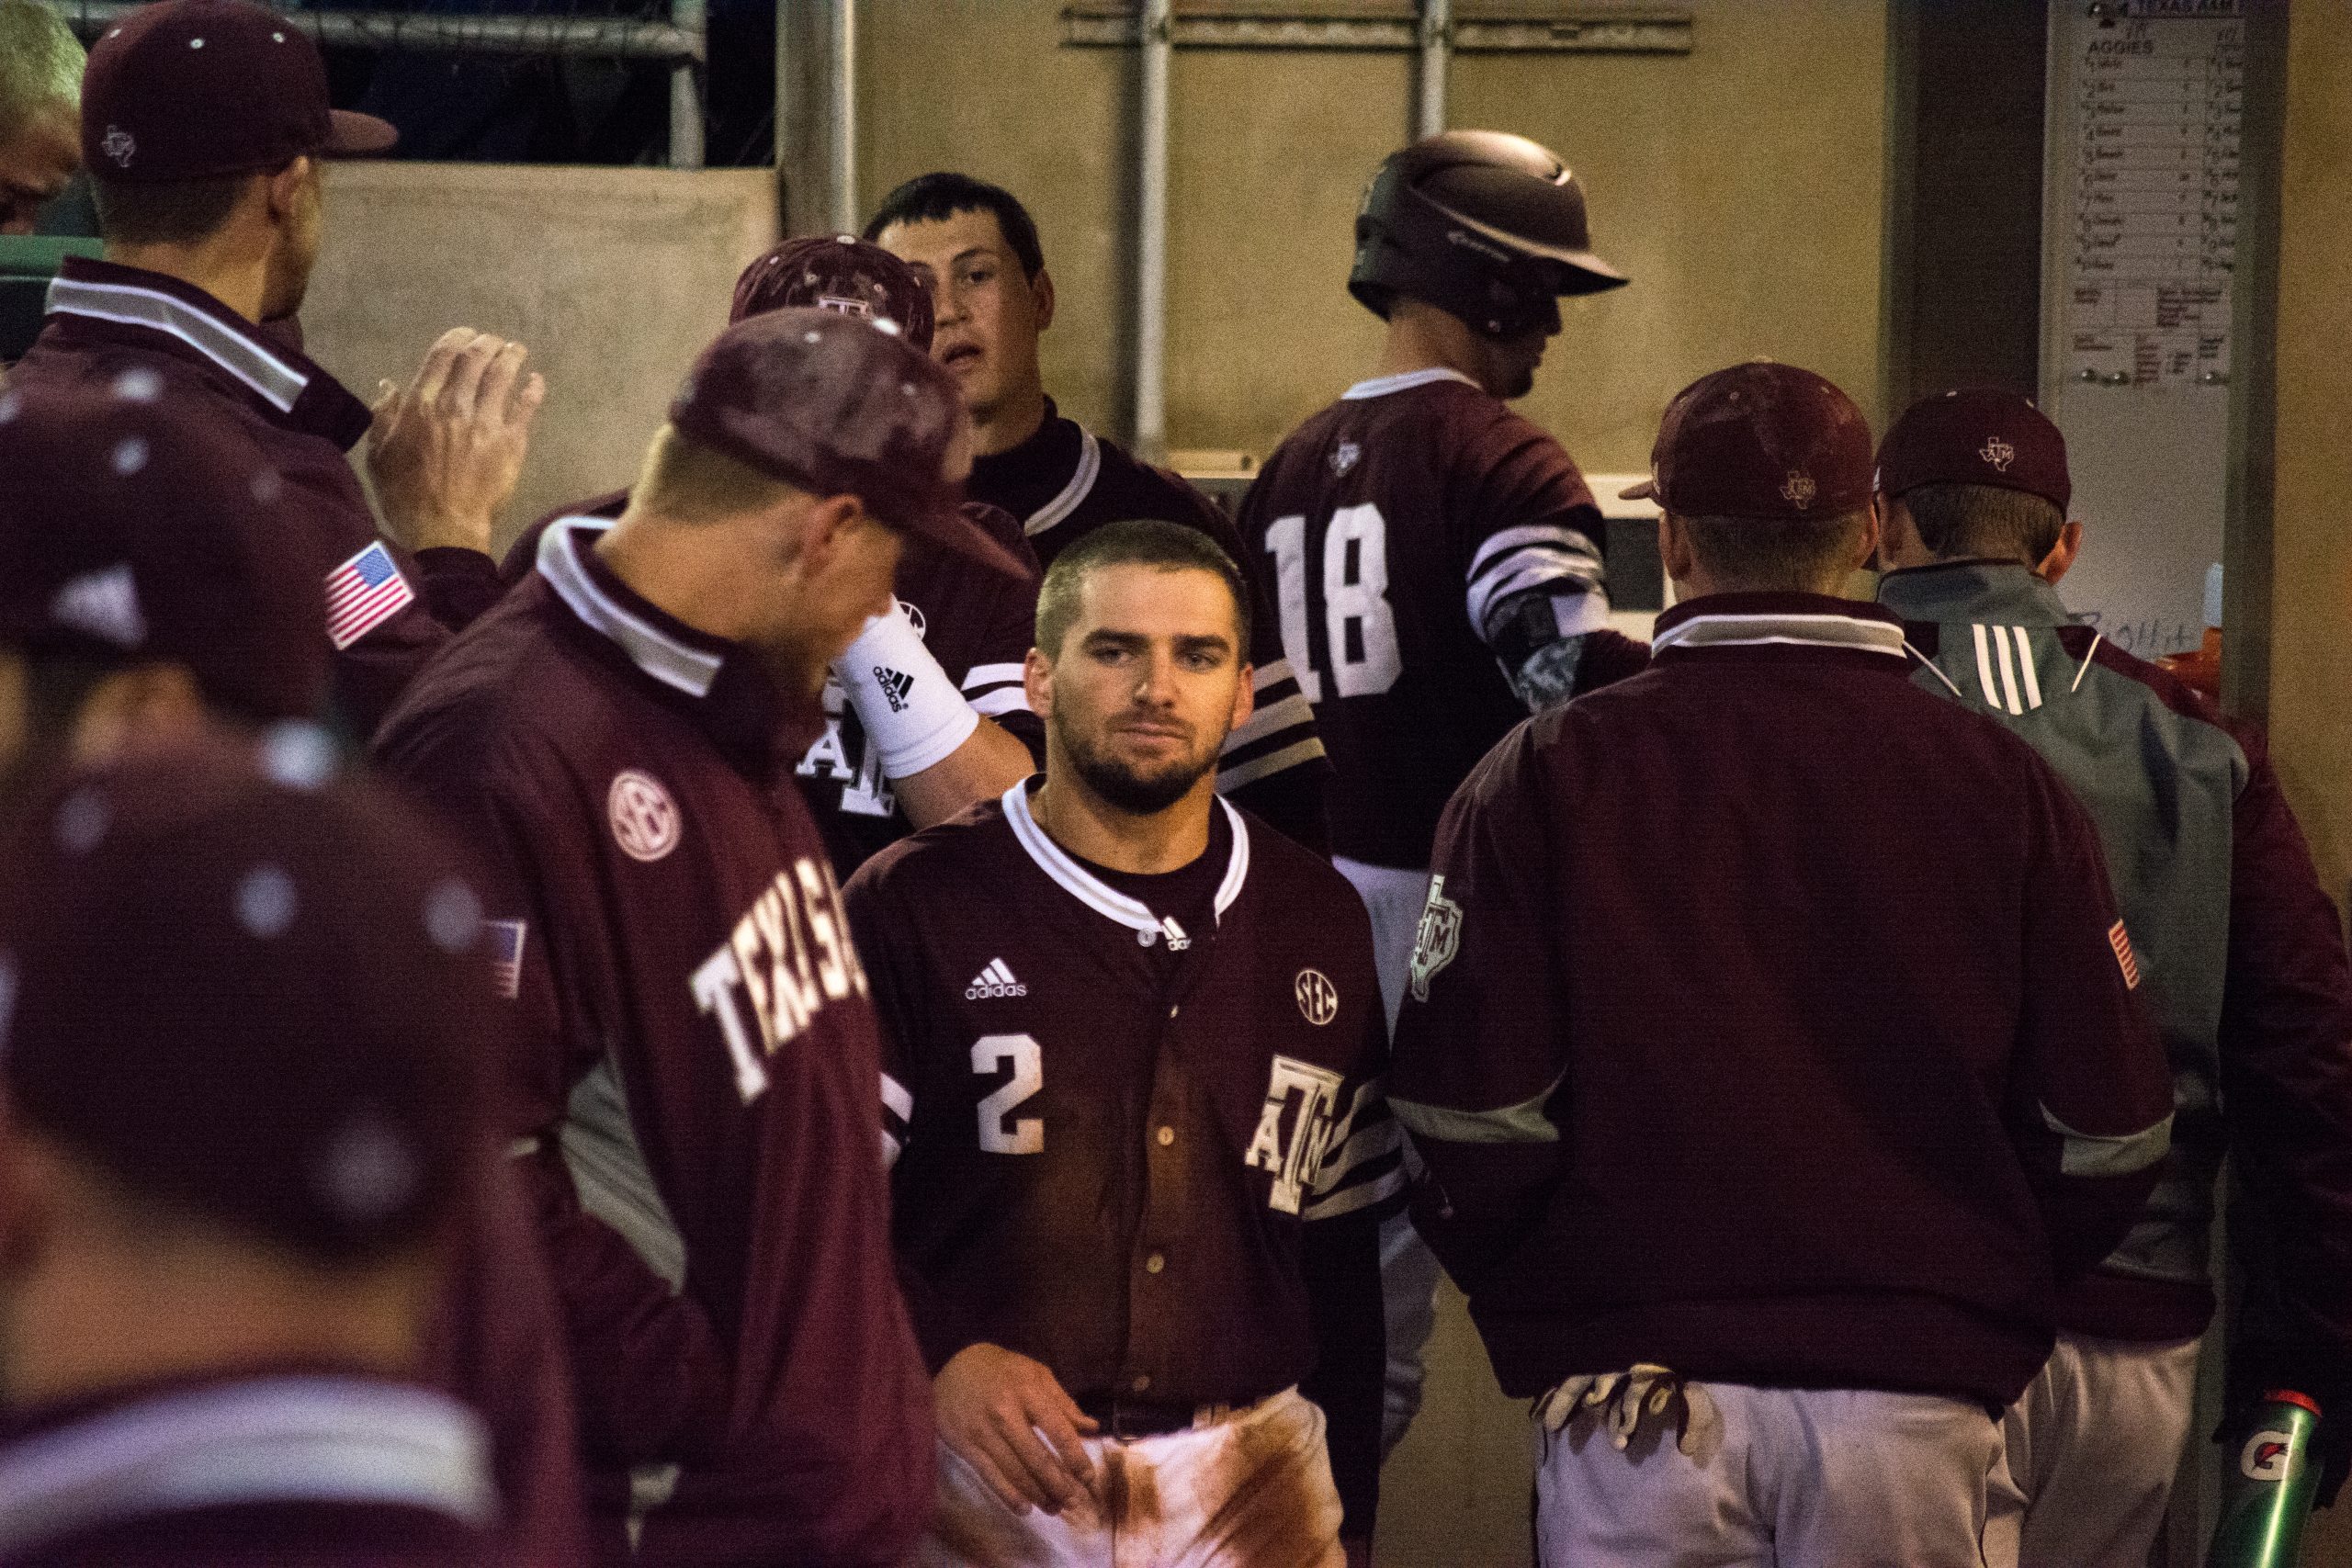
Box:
[2263,6,2352,927]
[303,162,778,551]
[858,0,1887,476]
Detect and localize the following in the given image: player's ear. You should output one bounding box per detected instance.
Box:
[1023,645,1054,721]
[264,157,311,223]
[1030,267,1055,333]
[1850,505,1883,576]
[1657,511,1697,587]
[1227,660,1253,734]
[2036,520,2083,585]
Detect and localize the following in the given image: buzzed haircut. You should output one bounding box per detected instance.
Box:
[632,423,803,525]
[0,0,82,142]
[864,172,1046,279]
[1036,518,1252,660]
[92,173,254,247]
[1901,482,2066,569]
[1679,509,1870,595]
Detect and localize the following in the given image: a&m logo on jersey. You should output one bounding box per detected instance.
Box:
[1246,1055,1343,1215]
[1329,439,1361,478]
[99,125,135,169]
[608,769,682,862]
[1408,875,1463,1003]
[1780,470,1816,511]
[1979,435,2017,472]
[2109,919,2142,990]
[1294,968,1338,1026]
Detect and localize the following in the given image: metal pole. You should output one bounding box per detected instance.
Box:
[1134,0,1172,461]
[829,0,858,233]
[1416,0,1450,138]
[62,1,705,58]
[668,0,706,168]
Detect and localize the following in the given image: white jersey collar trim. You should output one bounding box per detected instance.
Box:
[46,275,311,414]
[1023,426,1102,537]
[1340,367,1480,401]
[0,1376,494,1555]
[1003,779,1250,937]
[538,518,726,698]
[1650,610,1907,659]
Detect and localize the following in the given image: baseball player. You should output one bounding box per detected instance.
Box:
[1390,361,2177,1566]
[845,518,1403,1567]
[0,736,508,1564]
[506,234,1046,876]
[1234,128,1645,1452]
[0,377,587,1564]
[1872,389,2352,1565]
[866,173,1330,851]
[0,0,82,236]
[6,0,543,735]
[376,310,1031,1565]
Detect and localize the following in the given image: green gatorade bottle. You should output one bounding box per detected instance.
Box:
[2208,1391,2324,1568]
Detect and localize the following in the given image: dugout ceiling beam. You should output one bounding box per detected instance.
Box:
[1061,1,1691,54]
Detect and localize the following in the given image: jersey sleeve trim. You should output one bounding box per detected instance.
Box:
[1464,524,1605,640]
[1217,738,1326,793]
[2041,1102,2173,1179]
[1391,1072,1566,1145]
[968,688,1034,718]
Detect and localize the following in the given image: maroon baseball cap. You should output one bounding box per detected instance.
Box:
[81,0,397,185]
[0,377,328,722]
[1875,388,2071,513]
[0,731,494,1262]
[1621,361,1875,521]
[731,234,936,351]
[667,308,1029,579]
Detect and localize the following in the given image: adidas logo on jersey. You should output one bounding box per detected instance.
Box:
[875,665,915,713]
[965,959,1028,999]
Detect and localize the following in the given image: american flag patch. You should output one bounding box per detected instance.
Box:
[485,919,527,999]
[324,541,415,650]
[2109,919,2142,990]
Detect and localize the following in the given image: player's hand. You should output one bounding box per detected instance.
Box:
[934,1343,1100,1516]
[367,328,546,556]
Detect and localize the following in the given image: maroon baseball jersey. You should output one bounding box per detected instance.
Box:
[503,498,1046,876]
[1237,367,1611,870]
[373,520,931,1567]
[844,783,1404,1533]
[1391,594,2177,1409]
[9,259,501,736]
[968,400,1330,848]
[0,1373,504,1565]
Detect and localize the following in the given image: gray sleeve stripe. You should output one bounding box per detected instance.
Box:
[1391,1077,1563,1145]
[1316,1115,1404,1184]
[1216,737,1327,790]
[2040,1103,2174,1178]
[1302,1164,1408,1221]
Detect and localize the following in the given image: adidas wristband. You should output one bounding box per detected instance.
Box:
[831,603,980,779]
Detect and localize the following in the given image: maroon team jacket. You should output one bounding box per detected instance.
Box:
[374,521,932,1566]
[8,258,503,736]
[0,1372,507,1566]
[1392,594,2177,1409]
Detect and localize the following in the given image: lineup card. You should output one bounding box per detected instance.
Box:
[2062,0,2241,389]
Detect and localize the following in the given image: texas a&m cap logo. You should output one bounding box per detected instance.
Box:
[1246,1055,1342,1215]
[1408,875,1462,1003]
[609,769,682,862]
[1979,435,2017,472]
[1780,469,1816,510]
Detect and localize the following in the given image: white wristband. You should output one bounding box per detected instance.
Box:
[831,604,980,778]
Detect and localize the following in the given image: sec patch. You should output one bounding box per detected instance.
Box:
[609,770,681,862]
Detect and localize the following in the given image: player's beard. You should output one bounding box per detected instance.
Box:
[1055,712,1220,817]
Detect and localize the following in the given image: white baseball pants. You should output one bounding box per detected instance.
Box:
[1981,1331,2202,1568]
[1532,1381,2004,1567]
[1334,854,1440,1459]
[914,1387,1344,1568]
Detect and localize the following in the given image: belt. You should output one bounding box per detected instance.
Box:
[1075,1393,1245,1440]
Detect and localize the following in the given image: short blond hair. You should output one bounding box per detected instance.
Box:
[0,0,82,143]
[632,423,804,524]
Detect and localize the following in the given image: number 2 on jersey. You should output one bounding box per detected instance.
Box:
[1265,504,1403,702]
[972,1033,1044,1155]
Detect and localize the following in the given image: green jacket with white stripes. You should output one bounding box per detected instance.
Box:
[1882,560,2352,1386]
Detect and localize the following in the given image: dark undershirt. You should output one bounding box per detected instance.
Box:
[1068,804,1232,956]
